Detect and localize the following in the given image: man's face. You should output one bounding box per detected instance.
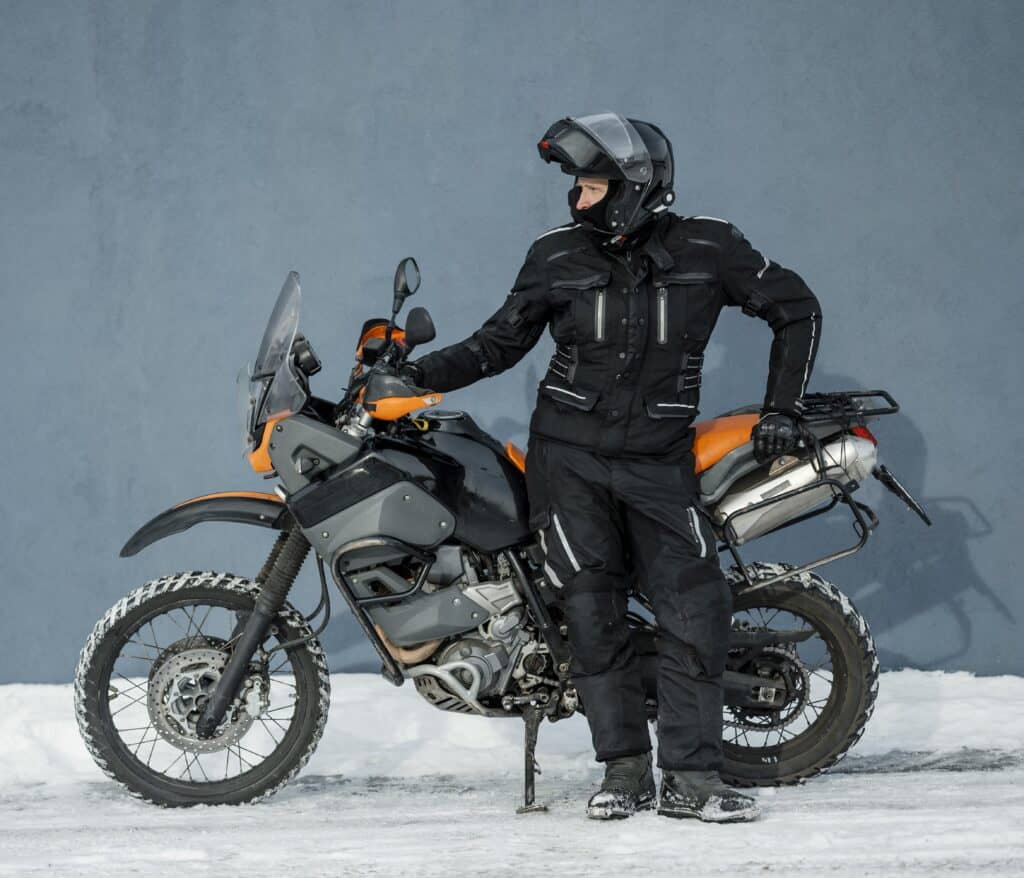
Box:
[575,177,610,210]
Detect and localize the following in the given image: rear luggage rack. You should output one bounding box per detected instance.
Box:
[798,389,899,424]
[707,392,901,592]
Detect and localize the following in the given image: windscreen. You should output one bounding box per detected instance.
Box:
[254,272,301,378]
[240,271,308,451]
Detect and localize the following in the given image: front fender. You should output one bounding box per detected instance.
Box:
[120,491,293,557]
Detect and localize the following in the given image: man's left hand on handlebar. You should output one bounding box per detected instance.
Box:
[399,361,425,389]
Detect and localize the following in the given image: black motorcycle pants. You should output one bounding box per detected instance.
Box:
[526,436,733,771]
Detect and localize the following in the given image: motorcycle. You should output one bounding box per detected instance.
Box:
[74,260,931,808]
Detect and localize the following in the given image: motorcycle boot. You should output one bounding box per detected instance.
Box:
[586,751,657,820]
[657,770,761,823]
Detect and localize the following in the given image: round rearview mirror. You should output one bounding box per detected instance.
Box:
[394,257,421,297]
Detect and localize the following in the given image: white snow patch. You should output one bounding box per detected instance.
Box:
[1,669,1022,876]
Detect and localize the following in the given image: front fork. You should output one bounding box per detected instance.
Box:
[196,526,310,738]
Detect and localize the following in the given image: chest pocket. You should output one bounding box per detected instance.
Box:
[549,266,612,344]
[653,271,720,345]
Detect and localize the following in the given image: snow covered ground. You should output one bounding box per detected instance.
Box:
[1,670,1022,876]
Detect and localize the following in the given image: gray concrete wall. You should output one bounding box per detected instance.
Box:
[1,0,1021,682]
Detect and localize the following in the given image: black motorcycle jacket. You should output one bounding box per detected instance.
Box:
[413,212,822,460]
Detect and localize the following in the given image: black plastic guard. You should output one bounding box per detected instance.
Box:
[120,496,293,557]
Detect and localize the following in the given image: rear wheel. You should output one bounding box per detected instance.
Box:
[74,571,330,806]
[720,562,879,786]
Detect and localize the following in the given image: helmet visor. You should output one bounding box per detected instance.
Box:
[540,113,653,183]
[568,113,653,183]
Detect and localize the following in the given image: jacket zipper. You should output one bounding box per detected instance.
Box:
[657,287,668,344]
[594,289,606,341]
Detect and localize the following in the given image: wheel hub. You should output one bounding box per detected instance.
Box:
[147,640,268,753]
[730,644,811,732]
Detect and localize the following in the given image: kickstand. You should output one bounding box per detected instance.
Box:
[515,704,549,814]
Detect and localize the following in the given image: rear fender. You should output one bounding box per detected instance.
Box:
[120,492,292,557]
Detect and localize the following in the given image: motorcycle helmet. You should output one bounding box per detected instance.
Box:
[537,112,675,236]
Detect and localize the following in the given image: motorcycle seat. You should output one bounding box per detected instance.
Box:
[693,414,759,474]
[504,413,761,491]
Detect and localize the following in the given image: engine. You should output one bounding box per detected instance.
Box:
[362,545,561,717]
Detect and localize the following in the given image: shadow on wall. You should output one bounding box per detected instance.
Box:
[322,361,1009,675]
[736,366,1009,673]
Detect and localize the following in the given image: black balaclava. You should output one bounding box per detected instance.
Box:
[569,179,658,251]
[569,180,620,235]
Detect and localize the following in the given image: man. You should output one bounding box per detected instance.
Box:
[403,113,821,822]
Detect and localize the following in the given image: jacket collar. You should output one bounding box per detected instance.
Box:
[581,213,675,271]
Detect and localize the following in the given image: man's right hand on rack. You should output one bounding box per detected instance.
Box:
[751,411,801,463]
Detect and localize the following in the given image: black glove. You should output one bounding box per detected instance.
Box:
[399,361,425,390]
[751,411,801,463]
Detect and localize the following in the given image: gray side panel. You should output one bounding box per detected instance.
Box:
[303,481,454,559]
[268,415,362,494]
[366,585,484,646]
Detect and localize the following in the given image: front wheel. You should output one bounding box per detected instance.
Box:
[720,562,880,787]
[74,571,330,806]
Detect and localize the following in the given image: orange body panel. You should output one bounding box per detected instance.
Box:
[366,393,443,421]
[505,441,526,473]
[246,414,289,473]
[353,325,408,376]
[692,414,759,473]
[501,416,757,477]
[358,323,407,353]
[174,491,284,509]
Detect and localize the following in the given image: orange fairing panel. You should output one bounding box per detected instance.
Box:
[365,393,443,421]
[505,441,526,473]
[354,325,408,376]
[358,323,406,353]
[247,415,289,473]
[692,414,759,473]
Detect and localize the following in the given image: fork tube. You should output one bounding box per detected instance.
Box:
[196,526,311,738]
[256,531,290,583]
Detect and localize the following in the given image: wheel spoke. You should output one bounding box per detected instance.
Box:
[145,734,160,767]
[147,622,164,652]
[236,743,267,762]
[164,749,187,775]
[126,638,162,653]
[110,692,148,718]
[193,604,216,639]
[131,732,158,756]
[180,752,196,782]
[181,604,202,639]
[119,653,158,664]
[114,673,149,695]
[193,753,211,782]
[256,717,284,744]
[230,745,255,771]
